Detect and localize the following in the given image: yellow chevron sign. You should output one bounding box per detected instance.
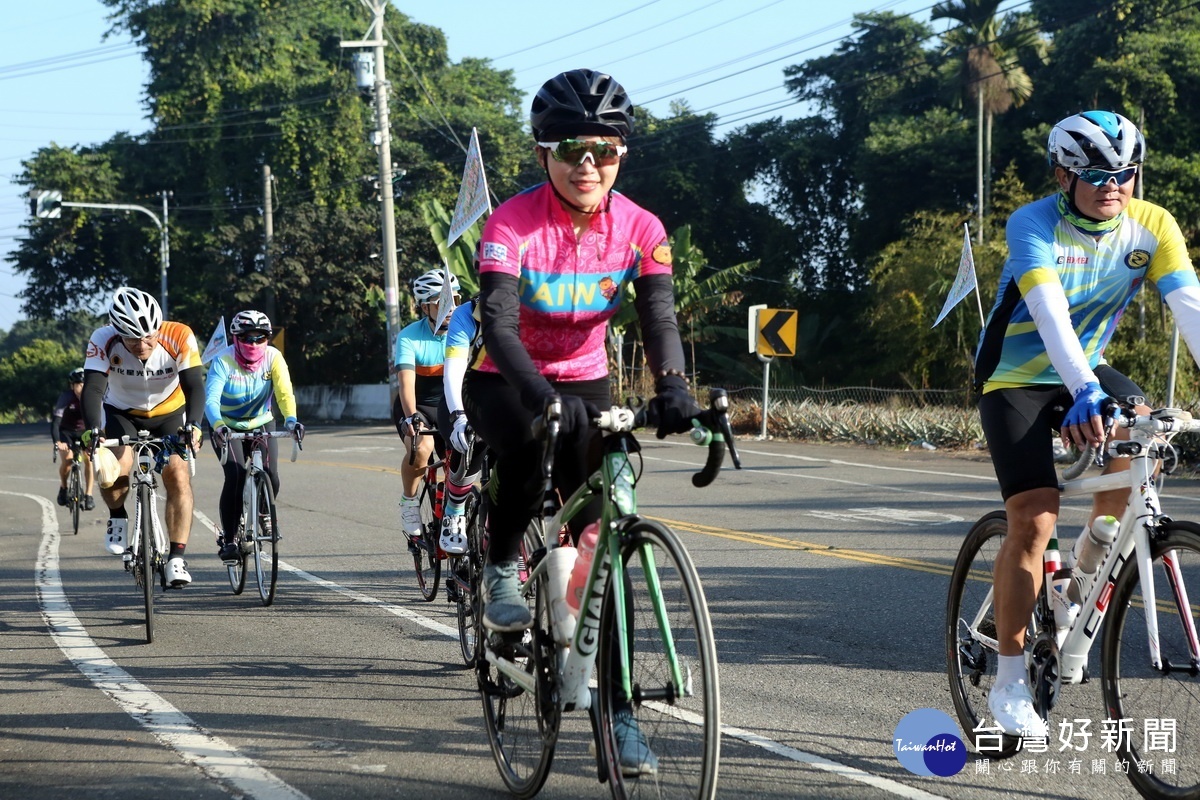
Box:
[756,309,797,357]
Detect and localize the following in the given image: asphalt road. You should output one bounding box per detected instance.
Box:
[3,422,1198,799]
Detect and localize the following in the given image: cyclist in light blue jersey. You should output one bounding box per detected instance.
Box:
[205,310,302,563]
[395,268,460,541]
[438,295,487,554]
[975,111,1200,737]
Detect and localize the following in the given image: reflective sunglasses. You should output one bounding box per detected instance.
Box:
[538,139,628,166]
[121,334,157,346]
[1068,166,1138,187]
[236,332,269,344]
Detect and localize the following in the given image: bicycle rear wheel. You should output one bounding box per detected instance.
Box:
[68,464,82,535]
[455,491,482,667]
[414,480,441,601]
[250,474,280,606]
[945,511,1029,759]
[478,520,556,798]
[137,484,155,644]
[1102,520,1200,799]
[596,519,719,800]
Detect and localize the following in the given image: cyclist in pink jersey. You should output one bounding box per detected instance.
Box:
[465,68,699,776]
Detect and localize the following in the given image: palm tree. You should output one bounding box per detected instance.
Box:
[932,0,1045,242]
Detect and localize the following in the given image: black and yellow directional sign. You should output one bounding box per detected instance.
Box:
[756,309,798,357]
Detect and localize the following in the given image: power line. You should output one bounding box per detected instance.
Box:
[489,0,668,62]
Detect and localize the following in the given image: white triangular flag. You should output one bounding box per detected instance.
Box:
[201,316,227,364]
[933,224,979,327]
[447,127,491,246]
[434,266,457,332]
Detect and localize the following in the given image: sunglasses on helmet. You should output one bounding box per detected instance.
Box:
[538,139,628,167]
[1068,166,1138,187]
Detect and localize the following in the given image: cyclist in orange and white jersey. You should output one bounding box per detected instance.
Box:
[82,286,204,587]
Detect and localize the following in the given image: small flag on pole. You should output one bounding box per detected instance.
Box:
[433,266,457,332]
[447,127,491,246]
[933,224,980,327]
[201,316,227,364]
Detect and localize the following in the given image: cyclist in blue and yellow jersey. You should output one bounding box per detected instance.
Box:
[394,268,460,542]
[51,367,95,510]
[82,286,205,587]
[204,310,302,564]
[437,293,487,556]
[976,111,1200,737]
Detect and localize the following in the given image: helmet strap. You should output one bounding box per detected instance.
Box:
[546,176,612,217]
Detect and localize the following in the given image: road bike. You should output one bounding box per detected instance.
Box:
[445,428,489,668]
[54,437,87,535]
[947,400,1200,799]
[97,430,194,643]
[219,428,302,606]
[407,421,446,602]
[477,389,741,799]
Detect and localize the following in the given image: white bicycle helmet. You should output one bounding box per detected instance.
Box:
[1048,110,1145,170]
[109,286,162,338]
[412,269,460,304]
[230,309,272,335]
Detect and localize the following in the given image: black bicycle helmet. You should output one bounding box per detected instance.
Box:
[531,69,634,142]
[68,367,85,384]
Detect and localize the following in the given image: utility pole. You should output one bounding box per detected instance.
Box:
[263,165,275,321]
[342,0,400,385]
[161,191,171,317]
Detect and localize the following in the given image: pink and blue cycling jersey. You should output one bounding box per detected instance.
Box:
[477,182,674,381]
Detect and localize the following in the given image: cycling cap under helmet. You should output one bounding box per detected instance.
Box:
[68,367,85,383]
[109,286,162,338]
[531,69,634,142]
[412,269,460,304]
[1048,110,1145,170]
[230,309,272,335]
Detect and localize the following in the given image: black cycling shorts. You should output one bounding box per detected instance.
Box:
[978,364,1144,501]
[103,405,187,441]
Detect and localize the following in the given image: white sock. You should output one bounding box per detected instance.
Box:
[996,655,1026,687]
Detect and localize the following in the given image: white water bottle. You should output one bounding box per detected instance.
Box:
[1067,515,1119,604]
[544,546,578,646]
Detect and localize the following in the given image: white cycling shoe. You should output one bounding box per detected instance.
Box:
[104,518,128,555]
[165,557,192,587]
[988,680,1048,738]
[399,496,423,540]
[440,514,468,555]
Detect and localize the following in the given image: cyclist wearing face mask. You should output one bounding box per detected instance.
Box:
[975,110,1200,737]
[204,310,301,564]
[394,268,460,544]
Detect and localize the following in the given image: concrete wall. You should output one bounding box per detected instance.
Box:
[295,385,391,421]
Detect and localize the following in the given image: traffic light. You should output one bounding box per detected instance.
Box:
[30,190,62,219]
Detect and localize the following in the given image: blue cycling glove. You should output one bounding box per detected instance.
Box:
[1063,382,1107,442]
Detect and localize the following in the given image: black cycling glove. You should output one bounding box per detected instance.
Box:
[647,375,701,439]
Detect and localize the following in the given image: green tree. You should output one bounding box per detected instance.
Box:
[0,339,78,421]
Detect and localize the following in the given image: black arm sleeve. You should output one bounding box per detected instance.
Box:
[632,273,687,390]
[479,271,555,411]
[81,371,107,430]
[178,366,205,425]
[50,411,62,444]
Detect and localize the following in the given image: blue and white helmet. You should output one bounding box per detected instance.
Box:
[1048,111,1145,170]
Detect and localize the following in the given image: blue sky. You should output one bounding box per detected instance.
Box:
[1,0,995,331]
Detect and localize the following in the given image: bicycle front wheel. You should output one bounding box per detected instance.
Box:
[227,530,247,595]
[479,520,556,799]
[68,464,82,535]
[414,481,441,602]
[137,484,155,644]
[250,474,280,606]
[1102,520,1200,799]
[596,519,719,800]
[455,491,482,667]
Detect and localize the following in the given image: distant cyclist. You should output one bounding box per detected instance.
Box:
[204,310,302,564]
[51,367,95,510]
[82,286,204,587]
[393,268,459,542]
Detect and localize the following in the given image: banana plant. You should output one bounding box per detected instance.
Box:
[421,198,482,297]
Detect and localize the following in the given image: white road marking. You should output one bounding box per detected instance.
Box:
[10,490,309,800]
